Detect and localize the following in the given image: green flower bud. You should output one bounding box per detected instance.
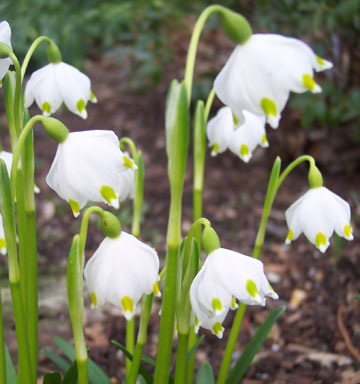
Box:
[100,211,122,239]
[41,117,69,143]
[46,40,62,64]
[308,162,323,189]
[202,226,221,254]
[218,8,252,45]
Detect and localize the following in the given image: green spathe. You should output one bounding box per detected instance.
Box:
[41,117,69,143]
[100,211,122,239]
[202,226,220,254]
[218,7,252,45]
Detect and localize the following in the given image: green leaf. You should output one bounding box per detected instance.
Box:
[193,100,205,192]
[195,362,215,384]
[62,360,78,384]
[111,340,153,384]
[42,349,70,373]
[226,306,286,383]
[186,335,204,362]
[5,344,17,384]
[355,294,360,300]
[54,337,112,384]
[43,371,62,384]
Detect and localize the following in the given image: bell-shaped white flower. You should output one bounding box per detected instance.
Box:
[0,21,12,82]
[214,34,332,129]
[206,106,234,156]
[0,214,6,255]
[285,186,353,253]
[118,153,135,203]
[84,231,160,320]
[190,248,278,338]
[228,110,268,163]
[46,130,137,217]
[24,62,97,119]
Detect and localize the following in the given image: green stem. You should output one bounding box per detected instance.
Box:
[186,328,197,384]
[204,88,216,122]
[277,155,315,189]
[0,290,5,384]
[127,294,153,384]
[21,36,56,80]
[174,333,189,384]
[7,51,22,138]
[216,304,246,384]
[184,5,223,102]
[126,318,135,380]
[154,187,183,383]
[119,137,137,162]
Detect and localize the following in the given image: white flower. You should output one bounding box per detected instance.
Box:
[0,214,6,255]
[190,248,278,338]
[24,62,97,119]
[84,231,160,320]
[228,110,268,163]
[214,34,332,129]
[0,21,12,82]
[206,106,234,156]
[46,130,137,217]
[118,154,135,203]
[285,186,353,253]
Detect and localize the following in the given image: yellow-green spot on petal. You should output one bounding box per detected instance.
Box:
[246,279,258,298]
[77,99,86,113]
[344,224,352,238]
[0,238,6,250]
[123,155,134,169]
[233,113,239,126]
[68,199,80,216]
[194,316,199,327]
[286,228,294,242]
[231,296,237,308]
[302,74,316,91]
[315,232,327,248]
[212,298,222,313]
[240,144,249,158]
[90,90,96,101]
[262,134,268,145]
[316,55,326,66]
[90,292,98,307]
[42,101,51,115]
[212,322,223,336]
[153,281,160,296]
[269,283,275,292]
[212,143,219,154]
[260,97,277,119]
[121,296,133,314]
[100,185,117,205]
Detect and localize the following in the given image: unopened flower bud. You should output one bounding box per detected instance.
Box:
[218,8,252,45]
[100,211,121,239]
[41,117,69,143]
[202,226,220,254]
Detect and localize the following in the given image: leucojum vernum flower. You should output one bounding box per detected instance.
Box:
[0,5,355,384]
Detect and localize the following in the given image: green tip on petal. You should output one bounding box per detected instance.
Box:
[90,292,98,308]
[100,185,119,208]
[261,134,269,147]
[90,90,97,103]
[68,199,80,217]
[0,238,6,255]
[211,143,219,156]
[123,155,136,169]
[315,232,328,253]
[240,144,250,162]
[42,101,51,116]
[212,322,224,339]
[316,55,326,66]
[231,296,238,309]
[302,74,321,93]
[212,298,223,314]
[260,97,279,128]
[286,228,294,244]
[76,99,88,119]
[121,296,134,321]
[153,281,161,297]
[246,279,258,298]
[344,224,353,240]
[232,113,239,126]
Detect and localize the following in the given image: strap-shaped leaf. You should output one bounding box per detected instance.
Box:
[42,349,70,373]
[195,362,215,384]
[62,360,78,384]
[5,344,16,384]
[226,306,286,383]
[42,371,62,384]
[186,335,204,362]
[54,337,112,384]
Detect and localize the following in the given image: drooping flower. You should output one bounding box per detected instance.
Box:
[285,186,353,253]
[228,110,268,163]
[24,62,97,119]
[0,21,12,83]
[46,130,136,217]
[0,214,6,255]
[84,231,160,320]
[214,34,332,129]
[190,248,278,338]
[206,106,234,156]
[118,154,135,203]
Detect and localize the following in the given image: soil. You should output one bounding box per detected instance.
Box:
[1,26,360,384]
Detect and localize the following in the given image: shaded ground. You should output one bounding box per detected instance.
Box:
[1,28,360,383]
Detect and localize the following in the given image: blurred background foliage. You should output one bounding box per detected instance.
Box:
[2,0,360,143]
